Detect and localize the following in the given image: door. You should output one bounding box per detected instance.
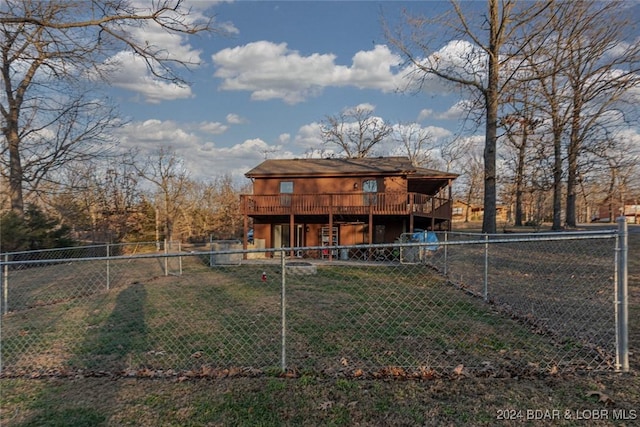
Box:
[273,225,291,253]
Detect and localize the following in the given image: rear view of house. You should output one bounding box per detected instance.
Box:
[240,157,457,256]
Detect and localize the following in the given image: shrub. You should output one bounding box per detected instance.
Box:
[1,205,75,252]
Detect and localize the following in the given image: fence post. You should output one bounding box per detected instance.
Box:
[483,234,489,301]
[164,239,168,276]
[106,243,110,291]
[615,216,629,372]
[443,231,448,276]
[1,254,5,373]
[2,254,8,314]
[178,241,183,276]
[280,250,287,371]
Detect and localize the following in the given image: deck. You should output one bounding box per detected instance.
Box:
[241,192,451,219]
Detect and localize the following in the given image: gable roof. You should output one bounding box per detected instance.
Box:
[245,157,457,179]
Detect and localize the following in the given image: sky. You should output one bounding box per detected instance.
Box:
[103,0,640,186]
[104,0,469,184]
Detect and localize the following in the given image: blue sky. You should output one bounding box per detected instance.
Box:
[103,0,640,185]
[105,0,471,183]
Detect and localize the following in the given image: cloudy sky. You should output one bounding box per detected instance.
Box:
[102,0,468,183]
[105,0,640,185]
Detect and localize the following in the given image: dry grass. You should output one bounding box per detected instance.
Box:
[1,226,638,426]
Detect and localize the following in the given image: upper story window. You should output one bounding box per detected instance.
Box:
[280,181,294,193]
[280,181,293,206]
[363,179,377,205]
[362,179,377,193]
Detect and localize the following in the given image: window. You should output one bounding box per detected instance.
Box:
[280,181,293,206]
[280,181,294,193]
[363,179,377,205]
[362,179,377,193]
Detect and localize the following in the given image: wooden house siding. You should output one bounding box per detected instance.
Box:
[241,157,457,257]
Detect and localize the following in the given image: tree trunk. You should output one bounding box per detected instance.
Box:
[565,143,578,227]
[7,126,24,215]
[552,132,563,230]
[482,0,500,235]
[565,95,581,228]
[514,130,527,227]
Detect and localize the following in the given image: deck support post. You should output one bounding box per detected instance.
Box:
[431,197,436,230]
[328,195,333,261]
[289,213,295,258]
[242,196,248,259]
[409,193,414,232]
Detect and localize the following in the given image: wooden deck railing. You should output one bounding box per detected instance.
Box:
[241,192,451,218]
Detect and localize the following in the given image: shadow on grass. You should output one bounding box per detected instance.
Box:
[80,282,148,371]
[10,283,148,426]
[13,405,106,427]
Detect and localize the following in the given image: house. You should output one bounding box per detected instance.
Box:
[240,157,458,257]
[452,200,509,223]
[596,203,640,224]
[452,200,483,222]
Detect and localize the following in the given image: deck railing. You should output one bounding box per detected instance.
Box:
[241,192,451,218]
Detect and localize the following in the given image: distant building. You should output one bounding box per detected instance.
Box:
[452,200,509,223]
[596,203,640,224]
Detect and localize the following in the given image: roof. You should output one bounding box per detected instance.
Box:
[245,157,458,179]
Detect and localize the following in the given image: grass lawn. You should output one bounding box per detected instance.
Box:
[1,225,638,426]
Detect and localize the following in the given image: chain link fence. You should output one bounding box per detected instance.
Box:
[0,224,629,379]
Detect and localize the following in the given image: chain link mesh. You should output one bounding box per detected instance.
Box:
[0,232,622,378]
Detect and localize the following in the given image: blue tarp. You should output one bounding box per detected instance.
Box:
[411,230,439,251]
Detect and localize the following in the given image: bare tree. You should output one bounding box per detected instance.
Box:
[1,0,215,215]
[499,81,542,227]
[439,137,473,174]
[394,122,437,167]
[137,147,189,243]
[182,175,248,241]
[209,174,246,239]
[44,152,142,242]
[517,1,640,229]
[598,135,640,222]
[320,105,393,158]
[559,2,640,227]
[386,0,553,233]
[459,144,485,222]
[438,137,484,220]
[519,25,568,229]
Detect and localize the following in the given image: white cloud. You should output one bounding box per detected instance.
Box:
[217,20,240,36]
[212,42,403,104]
[115,119,292,182]
[97,1,221,103]
[398,39,487,96]
[436,100,476,120]
[423,125,453,140]
[345,45,403,90]
[293,122,323,150]
[126,119,198,144]
[378,122,452,159]
[417,109,433,121]
[344,103,376,114]
[199,121,229,134]
[105,52,194,104]
[226,113,247,124]
[114,115,459,183]
[279,133,291,144]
